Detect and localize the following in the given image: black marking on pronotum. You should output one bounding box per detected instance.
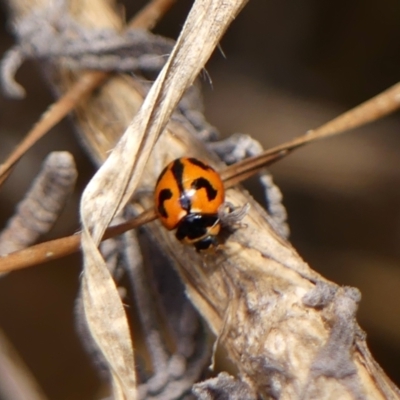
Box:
[191,177,218,201]
[158,188,173,218]
[188,158,212,171]
[171,159,185,193]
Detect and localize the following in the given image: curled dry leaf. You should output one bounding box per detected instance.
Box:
[78,0,248,398]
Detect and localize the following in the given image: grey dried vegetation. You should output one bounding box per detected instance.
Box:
[0,151,77,261]
[0,152,75,400]
[1,0,400,399]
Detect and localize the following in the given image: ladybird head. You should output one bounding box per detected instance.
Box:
[175,213,221,251]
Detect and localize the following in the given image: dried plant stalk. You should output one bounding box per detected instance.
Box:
[134,130,400,400]
[3,1,400,400]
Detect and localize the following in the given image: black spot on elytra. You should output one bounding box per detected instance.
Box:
[188,158,212,171]
[191,177,217,201]
[156,165,169,186]
[158,188,173,217]
[171,159,185,193]
[171,159,193,211]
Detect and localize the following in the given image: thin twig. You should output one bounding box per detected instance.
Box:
[0,0,176,188]
[0,72,104,187]
[1,80,400,273]
[220,81,400,182]
[132,0,177,30]
[0,209,156,273]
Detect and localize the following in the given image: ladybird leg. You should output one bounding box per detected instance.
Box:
[209,133,289,239]
[218,202,250,228]
[194,235,219,252]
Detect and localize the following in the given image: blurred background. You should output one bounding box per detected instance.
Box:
[1,0,400,398]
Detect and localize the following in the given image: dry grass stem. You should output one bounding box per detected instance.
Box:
[0,209,156,273]
[221,81,400,182]
[132,0,177,30]
[0,72,104,187]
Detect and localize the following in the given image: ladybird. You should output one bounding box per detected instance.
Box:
[154,157,225,251]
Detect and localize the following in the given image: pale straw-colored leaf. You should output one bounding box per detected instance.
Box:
[79,0,248,398]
